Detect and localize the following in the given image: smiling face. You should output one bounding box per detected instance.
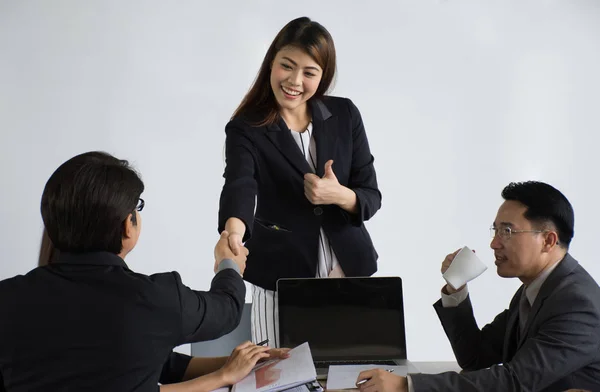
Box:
[270,45,323,115]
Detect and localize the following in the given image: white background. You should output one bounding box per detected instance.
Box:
[1,0,599,359]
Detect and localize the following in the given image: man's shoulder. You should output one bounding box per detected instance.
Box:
[564,255,600,291]
[548,256,600,310]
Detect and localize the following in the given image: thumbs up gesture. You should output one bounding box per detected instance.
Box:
[304,160,342,205]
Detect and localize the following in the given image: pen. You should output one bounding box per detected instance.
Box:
[356,369,395,386]
[256,338,269,346]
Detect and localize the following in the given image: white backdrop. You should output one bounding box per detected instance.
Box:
[1,0,599,360]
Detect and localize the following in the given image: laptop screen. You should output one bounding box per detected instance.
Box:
[277,277,407,361]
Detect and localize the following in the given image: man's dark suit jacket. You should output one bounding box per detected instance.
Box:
[0,251,245,391]
[411,254,600,391]
[219,96,382,290]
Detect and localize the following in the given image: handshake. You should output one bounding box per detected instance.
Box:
[213,230,249,275]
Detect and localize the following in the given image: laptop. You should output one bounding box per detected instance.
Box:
[277,277,418,377]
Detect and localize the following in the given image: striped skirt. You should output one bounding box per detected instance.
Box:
[250,228,345,348]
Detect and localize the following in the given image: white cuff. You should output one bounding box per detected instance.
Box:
[441,285,469,307]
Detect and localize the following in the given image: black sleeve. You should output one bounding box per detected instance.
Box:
[218,121,258,241]
[341,98,382,226]
[159,352,192,384]
[174,269,246,345]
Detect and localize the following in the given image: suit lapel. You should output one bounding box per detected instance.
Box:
[519,253,579,347]
[265,99,336,177]
[266,117,312,175]
[517,254,579,347]
[310,99,336,177]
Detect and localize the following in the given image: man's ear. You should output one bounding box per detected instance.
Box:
[542,230,560,252]
[123,213,134,239]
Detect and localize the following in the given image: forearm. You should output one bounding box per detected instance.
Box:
[182,357,229,381]
[161,370,227,392]
[335,185,358,213]
[225,217,246,237]
[434,298,503,370]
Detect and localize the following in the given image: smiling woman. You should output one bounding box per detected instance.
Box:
[217,17,382,348]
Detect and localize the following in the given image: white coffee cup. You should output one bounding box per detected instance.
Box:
[443,246,488,289]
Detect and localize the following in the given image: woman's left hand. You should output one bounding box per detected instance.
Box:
[261,348,291,361]
[304,160,342,205]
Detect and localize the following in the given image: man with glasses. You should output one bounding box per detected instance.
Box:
[0,151,258,391]
[358,181,600,392]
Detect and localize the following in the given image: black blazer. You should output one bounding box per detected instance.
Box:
[0,252,245,392]
[410,254,600,391]
[219,96,382,291]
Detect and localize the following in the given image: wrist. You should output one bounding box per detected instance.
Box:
[335,185,352,206]
[443,283,465,295]
[214,368,230,386]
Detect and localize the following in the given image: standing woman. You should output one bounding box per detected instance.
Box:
[218,17,382,347]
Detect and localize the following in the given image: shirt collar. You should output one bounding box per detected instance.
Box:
[524,256,564,306]
[55,251,129,268]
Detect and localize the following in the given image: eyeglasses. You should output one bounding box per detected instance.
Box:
[136,198,145,212]
[490,225,543,240]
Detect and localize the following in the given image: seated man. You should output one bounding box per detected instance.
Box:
[358,181,600,392]
[0,151,274,391]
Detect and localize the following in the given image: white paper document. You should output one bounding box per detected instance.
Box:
[326,365,409,390]
[442,246,487,289]
[232,342,316,392]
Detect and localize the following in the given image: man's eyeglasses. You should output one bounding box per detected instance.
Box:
[489,225,543,240]
[136,198,145,212]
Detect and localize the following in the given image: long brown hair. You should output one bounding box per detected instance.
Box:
[232,17,337,126]
[38,228,59,267]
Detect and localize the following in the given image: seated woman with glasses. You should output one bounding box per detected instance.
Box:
[34,228,289,391]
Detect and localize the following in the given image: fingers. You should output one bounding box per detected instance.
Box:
[228,236,241,256]
[323,160,335,178]
[233,341,269,356]
[267,348,291,359]
[359,382,378,392]
[234,345,270,366]
[248,349,271,364]
[441,248,463,273]
[356,369,377,384]
[304,173,320,183]
[232,341,255,352]
[220,230,229,240]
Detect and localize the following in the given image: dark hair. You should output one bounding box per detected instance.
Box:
[38,228,59,266]
[41,151,144,254]
[501,181,574,248]
[232,17,337,126]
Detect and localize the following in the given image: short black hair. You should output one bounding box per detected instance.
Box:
[501,181,574,248]
[41,151,144,254]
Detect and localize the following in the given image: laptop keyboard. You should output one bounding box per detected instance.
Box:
[315,359,397,367]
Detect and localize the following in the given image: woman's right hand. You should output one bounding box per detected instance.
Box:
[218,341,271,385]
[227,232,244,256]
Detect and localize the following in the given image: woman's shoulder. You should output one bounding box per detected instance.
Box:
[226,111,269,130]
[320,95,351,108]
[317,95,361,117]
